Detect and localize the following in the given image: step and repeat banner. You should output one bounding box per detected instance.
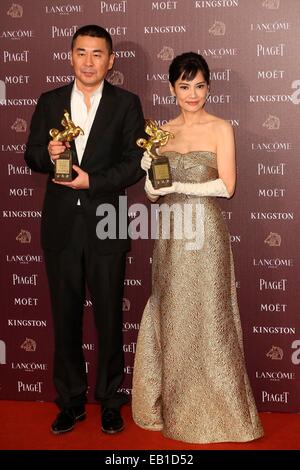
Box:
[0,0,299,411]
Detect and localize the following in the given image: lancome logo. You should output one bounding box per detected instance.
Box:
[252,142,291,152]
[251,22,290,32]
[195,0,239,7]
[6,254,42,264]
[144,25,187,34]
[0,30,34,40]
[100,1,127,13]
[256,371,295,381]
[12,362,48,372]
[7,3,23,18]
[147,73,169,83]
[200,47,237,59]
[51,25,77,38]
[1,143,26,153]
[46,4,83,14]
[123,322,140,331]
[253,258,293,268]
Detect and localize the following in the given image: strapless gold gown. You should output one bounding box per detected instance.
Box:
[132,151,264,443]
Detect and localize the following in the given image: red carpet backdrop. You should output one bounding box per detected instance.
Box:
[0,0,299,411]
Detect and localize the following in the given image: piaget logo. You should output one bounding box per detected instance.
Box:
[263,115,280,130]
[157,46,174,61]
[7,3,23,17]
[209,21,225,36]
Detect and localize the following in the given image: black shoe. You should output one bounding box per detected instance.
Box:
[101,407,124,434]
[51,405,86,434]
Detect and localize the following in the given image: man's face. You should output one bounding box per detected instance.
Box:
[71,35,114,91]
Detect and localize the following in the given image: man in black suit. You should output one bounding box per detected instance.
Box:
[24,25,145,435]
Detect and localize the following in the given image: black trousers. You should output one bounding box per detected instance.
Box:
[44,208,127,410]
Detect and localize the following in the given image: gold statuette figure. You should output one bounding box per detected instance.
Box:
[137,119,174,189]
[49,110,84,182]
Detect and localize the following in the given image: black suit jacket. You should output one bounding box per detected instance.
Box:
[25,80,145,253]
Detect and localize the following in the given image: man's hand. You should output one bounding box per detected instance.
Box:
[52,165,90,189]
[48,140,70,160]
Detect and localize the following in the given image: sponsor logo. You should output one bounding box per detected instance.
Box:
[253,326,295,334]
[106,26,127,36]
[107,70,124,86]
[118,387,132,395]
[21,338,37,352]
[199,47,237,58]
[264,232,281,247]
[258,188,285,198]
[262,0,280,9]
[122,298,130,311]
[1,143,26,153]
[291,79,300,105]
[8,319,47,327]
[114,50,136,59]
[16,229,31,243]
[46,75,74,84]
[82,343,95,350]
[0,98,38,106]
[0,30,34,40]
[51,25,77,38]
[253,141,292,152]
[123,322,140,332]
[0,340,6,364]
[222,211,232,220]
[195,0,239,7]
[127,256,134,264]
[262,391,289,403]
[266,345,283,360]
[123,342,136,353]
[53,51,71,61]
[3,50,29,62]
[9,188,34,197]
[211,69,231,81]
[7,3,23,18]
[263,114,280,130]
[249,94,292,103]
[124,279,142,286]
[258,70,284,80]
[256,371,295,381]
[228,119,239,126]
[259,278,287,291]
[250,212,294,220]
[124,366,133,374]
[45,4,83,14]
[100,1,127,13]
[15,297,38,307]
[251,22,290,32]
[261,304,287,312]
[230,235,241,243]
[7,255,42,264]
[3,210,41,218]
[8,164,31,176]
[207,94,231,104]
[258,164,286,176]
[144,25,187,34]
[12,273,38,286]
[254,259,292,268]
[153,94,176,106]
[17,380,43,393]
[157,46,174,61]
[291,340,300,365]
[12,362,48,372]
[257,43,285,57]
[209,21,226,36]
[11,118,27,132]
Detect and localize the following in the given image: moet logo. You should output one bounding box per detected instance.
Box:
[157,46,174,61]
[209,21,225,36]
[11,118,27,132]
[7,3,23,17]
[107,71,124,86]
[263,115,280,130]
[266,346,283,360]
[0,340,6,364]
[262,0,280,9]
[264,232,281,247]
[21,338,37,352]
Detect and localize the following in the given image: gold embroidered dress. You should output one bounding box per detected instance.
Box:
[132,151,263,443]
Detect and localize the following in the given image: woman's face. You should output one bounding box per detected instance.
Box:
[171,70,209,112]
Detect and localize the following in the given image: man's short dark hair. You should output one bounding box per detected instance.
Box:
[71,24,113,54]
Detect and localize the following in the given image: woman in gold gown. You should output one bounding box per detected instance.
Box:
[132,52,264,444]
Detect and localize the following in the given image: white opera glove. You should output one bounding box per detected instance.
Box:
[174,178,230,198]
[144,177,176,200]
[141,151,152,172]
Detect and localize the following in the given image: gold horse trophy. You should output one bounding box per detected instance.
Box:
[136,119,174,189]
[49,110,84,182]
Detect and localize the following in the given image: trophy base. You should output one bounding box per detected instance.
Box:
[54,149,73,182]
[149,157,172,189]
